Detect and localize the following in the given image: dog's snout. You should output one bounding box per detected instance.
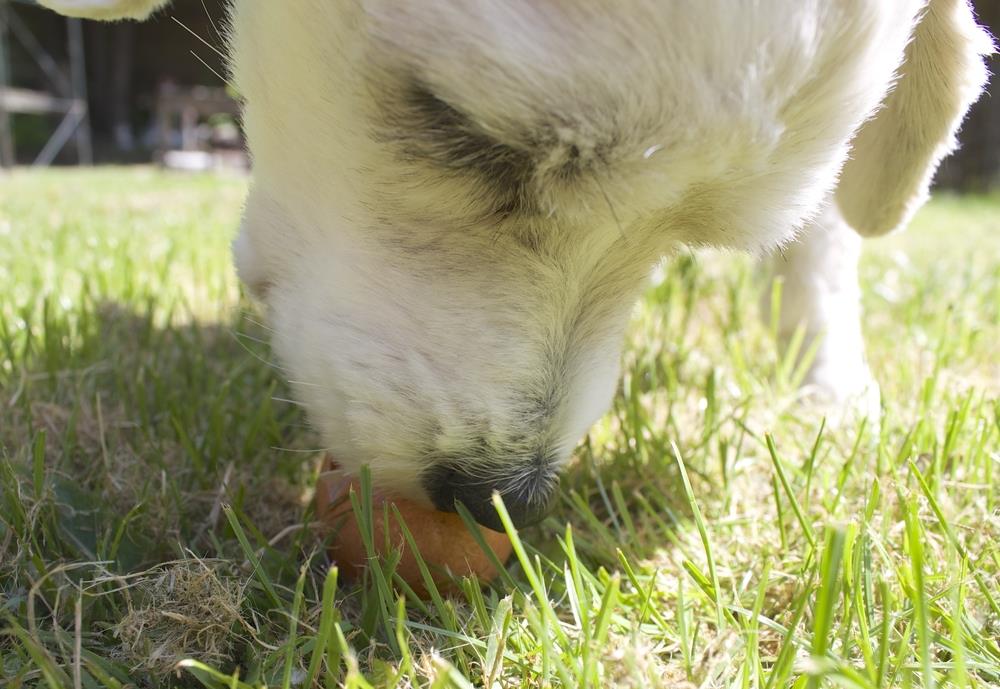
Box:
[423,463,556,532]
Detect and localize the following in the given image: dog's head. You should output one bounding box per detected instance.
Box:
[229,4,681,530]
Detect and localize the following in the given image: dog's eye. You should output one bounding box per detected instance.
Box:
[377,82,538,217]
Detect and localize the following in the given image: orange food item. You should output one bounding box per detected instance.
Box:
[314,455,513,596]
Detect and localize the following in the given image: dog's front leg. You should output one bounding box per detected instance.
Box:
[761,200,880,420]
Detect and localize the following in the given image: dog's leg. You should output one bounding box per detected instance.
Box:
[36,0,169,21]
[761,200,880,419]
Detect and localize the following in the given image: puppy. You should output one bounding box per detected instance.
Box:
[41,0,992,529]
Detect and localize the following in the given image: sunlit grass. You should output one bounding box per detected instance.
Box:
[1,168,998,688]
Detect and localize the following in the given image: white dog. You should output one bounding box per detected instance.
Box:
[41,0,992,529]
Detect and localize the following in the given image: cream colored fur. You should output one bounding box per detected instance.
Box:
[760,199,881,421]
[837,0,994,236]
[37,0,168,21]
[39,0,993,507]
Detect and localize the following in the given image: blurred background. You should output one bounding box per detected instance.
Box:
[0,0,997,186]
[0,0,239,171]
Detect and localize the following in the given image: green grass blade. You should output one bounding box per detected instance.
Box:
[672,441,725,628]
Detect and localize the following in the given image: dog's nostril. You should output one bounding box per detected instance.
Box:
[423,465,556,532]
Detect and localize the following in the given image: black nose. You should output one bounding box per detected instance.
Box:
[423,464,556,532]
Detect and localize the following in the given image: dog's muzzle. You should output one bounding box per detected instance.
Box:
[422,463,557,532]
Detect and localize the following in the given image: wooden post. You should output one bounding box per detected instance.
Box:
[66,17,92,165]
[0,1,15,167]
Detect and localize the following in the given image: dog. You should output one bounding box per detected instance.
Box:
[40,0,993,530]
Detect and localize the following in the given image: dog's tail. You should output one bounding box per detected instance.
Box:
[835,0,994,238]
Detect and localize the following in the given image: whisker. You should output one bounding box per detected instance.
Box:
[199,0,224,46]
[228,330,289,372]
[287,380,322,388]
[172,16,227,59]
[188,50,233,89]
[239,312,275,333]
[233,330,270,346]
[272,396,308,408]
[593,173,625,240]
[270,446,331,454]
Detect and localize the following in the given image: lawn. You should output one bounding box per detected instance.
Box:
[1,168,998,689]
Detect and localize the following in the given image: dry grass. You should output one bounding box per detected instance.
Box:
[113,561,250,676]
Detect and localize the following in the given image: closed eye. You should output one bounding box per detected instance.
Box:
[375,80,538,218]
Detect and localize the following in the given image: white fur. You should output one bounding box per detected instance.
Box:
[36,0,168,20]
[43,0,993,504]
[837,0,995,236]
[761,200,881,421]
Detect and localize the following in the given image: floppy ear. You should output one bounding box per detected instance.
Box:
[35,0,170,21]
[835,0,994,237]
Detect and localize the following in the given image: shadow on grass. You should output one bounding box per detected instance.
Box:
[1,299,317,570]
[0,296,704,684]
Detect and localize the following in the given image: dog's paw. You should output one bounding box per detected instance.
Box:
[798,357,881,428]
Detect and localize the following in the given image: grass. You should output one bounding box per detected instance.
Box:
[1,167,998,688]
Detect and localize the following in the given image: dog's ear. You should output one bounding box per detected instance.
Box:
[35,0,170,21]
[835,0,994,237]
